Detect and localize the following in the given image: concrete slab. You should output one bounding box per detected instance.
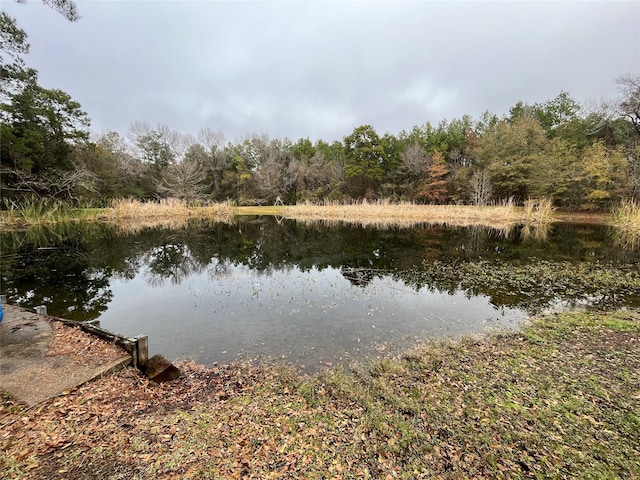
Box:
[0,305,131,407]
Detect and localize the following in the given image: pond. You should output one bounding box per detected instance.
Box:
[2,218,639,371]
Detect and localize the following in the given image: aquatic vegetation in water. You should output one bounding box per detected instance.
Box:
[402,259,640,313]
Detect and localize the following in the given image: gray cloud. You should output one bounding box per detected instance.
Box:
[3,1,638,142]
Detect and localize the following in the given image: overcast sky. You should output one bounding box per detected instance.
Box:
[3,0,639,143]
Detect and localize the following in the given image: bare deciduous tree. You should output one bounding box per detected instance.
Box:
[237,136,294,203]
[469,169,493,206]
[129,123,199,182]
[198,128,225,153]
[617,74,640,137]
[158,159,208,201]
[96,130,138,173]
[198,128,227,196]
[614,75,640,201]
[400,142,431,183]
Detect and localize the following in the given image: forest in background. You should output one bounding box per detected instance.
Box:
[1,11,639,211]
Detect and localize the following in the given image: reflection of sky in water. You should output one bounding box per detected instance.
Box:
[98,261,526,371]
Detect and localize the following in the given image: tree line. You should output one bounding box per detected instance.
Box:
[1,11,639,210]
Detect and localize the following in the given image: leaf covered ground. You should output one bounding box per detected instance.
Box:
[1,309,639,479]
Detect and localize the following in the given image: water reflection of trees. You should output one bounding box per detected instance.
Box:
[2,218,640,319]
[143,244,207,287]
[0,224,114,321]
[208,257,231,279]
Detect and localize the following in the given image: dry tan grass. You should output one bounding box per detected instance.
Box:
[282,199,552,230]
[103,198,234,225]
[524,198,555,224]
[612,199,640,232]
[611,199,640,250]
[98,198,557,233]
[107,198,192,219]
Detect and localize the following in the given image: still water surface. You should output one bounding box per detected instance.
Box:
[1,218,638,370]
[100,263,517,369]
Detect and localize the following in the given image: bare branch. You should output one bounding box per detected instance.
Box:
[617,74,640,137]
[198,128,225,154]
